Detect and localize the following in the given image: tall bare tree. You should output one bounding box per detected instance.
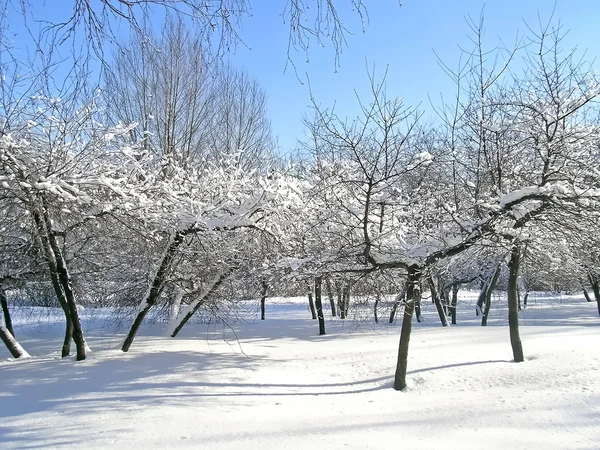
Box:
[104,17,274,170]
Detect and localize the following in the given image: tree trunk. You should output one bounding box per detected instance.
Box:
[0,325,29,358]
[325,278,336,317]
[342,284,351,318]
[339,284,350,320]
[523,291,529,308]
[508,244,524,362]
[428,276,448,327]
[260,280,268,320]
[476,279,486,316]
[389,286,406,324]
[122,231,185,352]
[307,282,317,320]
[314,276,326,335]
[441,287,450,316]
[394,265,421,391]
[583,289,592,303]
[415,289,422,323]
[335,281,342,317]
[52,270,73,358]
[588,274,600,317]
[0,288,14,338]
[374,295,379,324]
[170,271,231,337]
[169,289,183,323]
[56,266,86,361]
[62,316,74,359]
[450,283,459,325]
[30,205,73,357]
[43,209,87,361]
[481,263,502,326]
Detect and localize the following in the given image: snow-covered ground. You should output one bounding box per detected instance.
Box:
[1,293,600,449]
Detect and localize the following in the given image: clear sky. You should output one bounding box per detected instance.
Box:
[225,0,600,154]
[4,1,600,155]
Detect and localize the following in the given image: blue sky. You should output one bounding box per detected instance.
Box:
[225,0,600,154]
[4,1,600,155]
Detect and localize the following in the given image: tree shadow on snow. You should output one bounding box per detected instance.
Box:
[0,348,260,418]
[408,359,508,375]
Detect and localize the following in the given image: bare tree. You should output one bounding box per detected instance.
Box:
[206,64,275,170]
[104,18,274,170]
[104,17,217,163]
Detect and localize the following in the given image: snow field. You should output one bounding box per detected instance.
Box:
[1,293,599,449]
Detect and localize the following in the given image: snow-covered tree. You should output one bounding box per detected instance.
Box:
[440,17,600,363]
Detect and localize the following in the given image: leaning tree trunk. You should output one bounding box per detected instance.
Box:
[122,231,185,352]
[45,261,73,358]
[583,289,592,303]
[481,263,502,327]
[508,244,524,362]
[0,287,15,338]
[588,273,600,317]
[21,183,73,357]
[394,265,422,391]
[1,325,29,358]
[314,276,326,335]
[170,272,231,337]
[428,276,448,327]
[45,223,87,361]
[30,206,73,357]
[260,280,268,320]
[374,295,380,324]
[325,278,336,317]
[40,204,88,360]
[450,283,459,325]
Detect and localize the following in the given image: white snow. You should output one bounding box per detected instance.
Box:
[1,293,599,449]
[499,186,541,207]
